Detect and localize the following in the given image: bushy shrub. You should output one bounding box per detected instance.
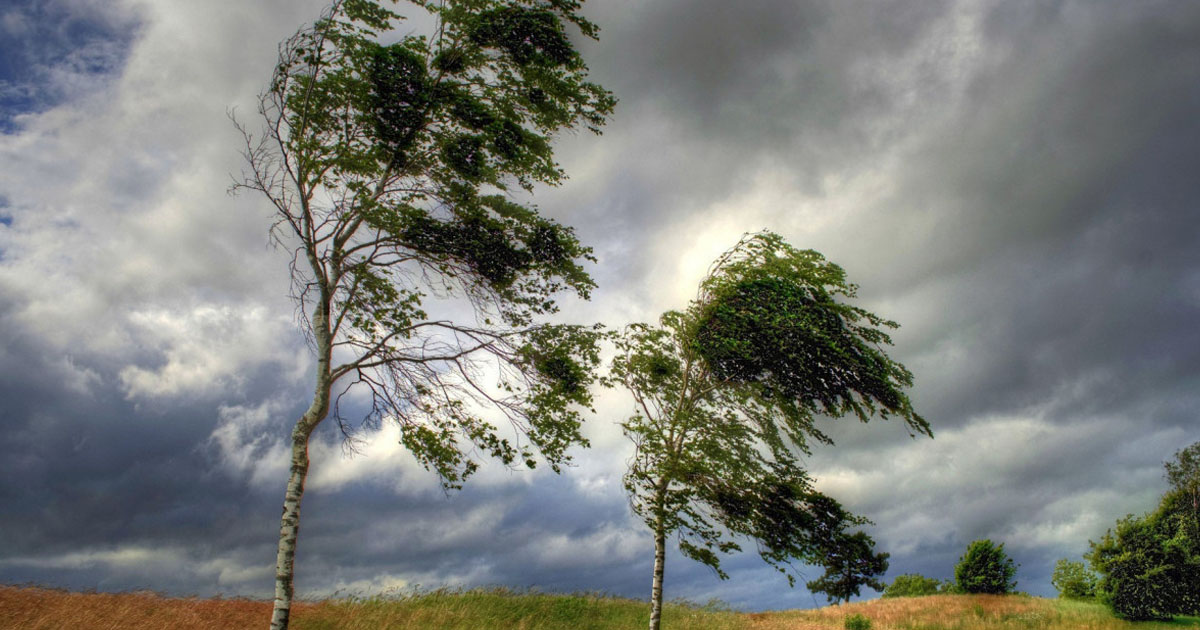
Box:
[844,613,872,630]
[882,574,944,598]
[1089,510,1196,620]
[954,539,1018,594]
[1088,442,1200,621]
[1051,559,1097,599]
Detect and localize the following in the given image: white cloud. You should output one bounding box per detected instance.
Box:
[0,545,274,591]
[527,523,644,570]
[0,546,185,571]
[209,397,292,487]
[118,304,304,398]
[0,0,324,399]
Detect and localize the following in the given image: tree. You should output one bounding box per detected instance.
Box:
[608,231,930,630]
[1088,512,1185,620]
[882,573,945,598]
[1165,441,1200,522]
[1088,441,1200,621]
[233,1,614,628]
[1051,558,1097,599]
[954,539,1017,595]
[806,530,890,604]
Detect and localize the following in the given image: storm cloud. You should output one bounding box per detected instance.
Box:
[1,0,1198,611]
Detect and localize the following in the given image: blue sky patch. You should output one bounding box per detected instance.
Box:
[0,0,140,133]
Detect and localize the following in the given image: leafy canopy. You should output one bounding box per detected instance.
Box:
[235,0,615,486]
[806,530,890,604]
[689,231,928,445]
[954,539,1018,595]
[1165,442,1200,520]
[1051,558,1097,600]
[608,231,927,587]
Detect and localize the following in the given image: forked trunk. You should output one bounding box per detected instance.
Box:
[270,430,312,630]
[649,522,666,630]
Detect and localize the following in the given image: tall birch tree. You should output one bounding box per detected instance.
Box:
[233,1,614,628]
[609,232,930,630]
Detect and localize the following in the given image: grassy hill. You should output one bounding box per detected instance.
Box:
[2,585,1198,630]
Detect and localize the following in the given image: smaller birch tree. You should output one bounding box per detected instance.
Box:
[609,232,930,630]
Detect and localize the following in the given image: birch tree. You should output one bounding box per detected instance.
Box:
[233,1,614,628]
[609,232,930,630]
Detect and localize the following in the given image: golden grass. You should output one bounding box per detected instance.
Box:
[747,595,1200,630]
[3,586,1198,630]
[0,585,324,630]
[0,585,742,630]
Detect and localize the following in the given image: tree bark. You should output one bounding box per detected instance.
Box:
[269,301,332,630]
[269,426,312,630]
[649,520,666,630]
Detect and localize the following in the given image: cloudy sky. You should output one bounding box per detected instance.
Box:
[2,0,1199,612]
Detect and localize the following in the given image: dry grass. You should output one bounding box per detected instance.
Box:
[748,595,1200,630]
[0,585,325,630]
[4,586,1198,630]
[0,585,743,630]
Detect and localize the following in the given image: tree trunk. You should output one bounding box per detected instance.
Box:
[649,522,666,630]
[270,427,312,630]
[269,301,332,630]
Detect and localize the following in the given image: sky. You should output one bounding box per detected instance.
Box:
[1,0,1199,612]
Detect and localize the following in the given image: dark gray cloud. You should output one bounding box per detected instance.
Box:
[1,0,1199,613]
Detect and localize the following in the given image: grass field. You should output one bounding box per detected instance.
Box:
[2,586,1198,630]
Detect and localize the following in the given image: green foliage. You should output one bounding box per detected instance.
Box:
[1165,442,1200,523]
[807,531,890,604]
[1090,513,1179,621]
[954,540,1018,595]
[883,574,946,598]
[237,0,615,486]
[607,231,925,600]
[844,613,872,630]
[689,232,930,438]
[1052,559,1097,600]
[1088,441,1200,621]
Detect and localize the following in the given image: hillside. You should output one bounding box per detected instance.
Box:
[2,586,1198,630]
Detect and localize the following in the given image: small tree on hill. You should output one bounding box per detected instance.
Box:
[608,231,930,630]
[807,531,890,604]
[234,1,614,628]
[1051,558,1097,599]
[882,573,945,598]
[954,539,1018,594]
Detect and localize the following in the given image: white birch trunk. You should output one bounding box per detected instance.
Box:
[269,428,312,630]
[649,522,666,630]
[269,303,332,630]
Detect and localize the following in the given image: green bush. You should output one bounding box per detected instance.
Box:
[954,539,1018,594]
[1088,442,1200,621]
[882,574,944,598]
[1051,558,1096,600]
[1088,510,1197,621]
[844,613,872,630]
